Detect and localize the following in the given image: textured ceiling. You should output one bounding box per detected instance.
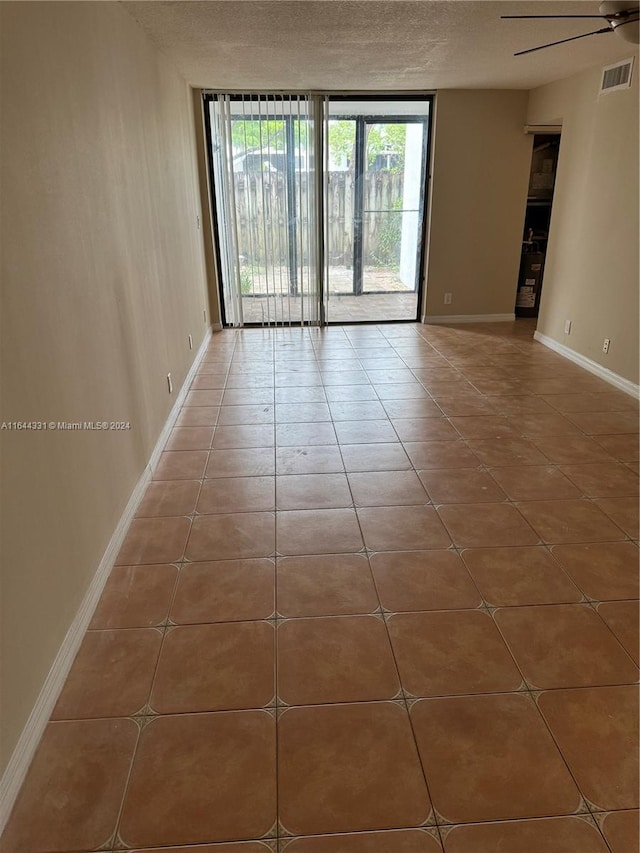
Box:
[123,1,638,90]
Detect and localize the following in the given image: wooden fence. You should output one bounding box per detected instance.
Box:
[233,170,404,268]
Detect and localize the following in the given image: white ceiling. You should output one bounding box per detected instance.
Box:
[123,1,638,90]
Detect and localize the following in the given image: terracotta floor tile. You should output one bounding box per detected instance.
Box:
[461,547,581,606]
[509,412,581,437]
[465,438,549,467]
[388,610,521,697]
[186,512,275,560]
[560,463,639,498]
[90,563,178,628]
[116,516,191,565]
[551,542,639,600]
[134,842,272,852]
[592,433,640,461]
[2,718,138,853]
[598,601,640,665]
[490,395,558,416]
[217,404,275,425]
[276,386,327,404]
[276,422,337,446]
[53,628,161,719]
[542,392,638,413]
[278,702,430,835]
[436,397,496,417]
[596,497,640,538]
[494,604,638,689]
[404,441,480,470]
[322,372,370,388]
[449,416,519,440]
[516,499,626,544]
[197,477,275,513]
[391,418,459,442]
[488,466,581,501]
[370,550,481,612]
[277,554,378,617]
[278,615,399,705]
[285,829,442,851]
[276,445,344,475]
[223,387,273,406]
[366,367,416,384]
[358,506,451,551]
[437,503,538,548]
[531,435,615,464]
[538,686,639,811]
[419,469,506,504]
[334,419,398,444]
[348,471,429,507]
[176,406,220,426]
[166,426,214,451]
[212,424,275,449]
[601,810,640,853]
[443,817,608,853]
[192,372,227,389]
[185,389,224,407]
[277,508,363,555]
[206,448,275,478]
[374,383,431,400]
[410,693,580,823]
[153,450,208,480]
[341,442,412,472]
[276,402,332,423]
[381,399,444,419]
[151,621,275,713]
[137,480,201,517]
[119,711,276,847]
[324,385,379,402]
[171,559,275,623]
[276,473,352,510]
[566,411,639,435]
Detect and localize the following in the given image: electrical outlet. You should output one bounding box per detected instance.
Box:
[564,320,572,335]
[167,373,173,394]
[603,338,610,354]
[188,334,193,350]
[444,292,453,305]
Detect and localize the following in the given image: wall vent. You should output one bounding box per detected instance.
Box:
[600,57,634,95]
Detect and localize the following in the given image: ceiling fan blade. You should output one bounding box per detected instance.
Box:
[502,14,608,18]
[514,26,613,55]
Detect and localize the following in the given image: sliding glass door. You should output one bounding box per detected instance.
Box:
[204,93,431,326]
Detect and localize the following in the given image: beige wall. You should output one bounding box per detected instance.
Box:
[424,90,532,319]
[527,62,639,385]
[0,1,209,771]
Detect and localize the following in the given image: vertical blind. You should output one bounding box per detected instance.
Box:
[208,93,327,327]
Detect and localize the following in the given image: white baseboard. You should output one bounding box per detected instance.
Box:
[0,327,213,833]
[422,313,515,324]
[534,331,640,399]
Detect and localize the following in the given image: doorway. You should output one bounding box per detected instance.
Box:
[204,93,432,327]
[515,132,561,318]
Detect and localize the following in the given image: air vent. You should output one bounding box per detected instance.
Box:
[600,57,634,95]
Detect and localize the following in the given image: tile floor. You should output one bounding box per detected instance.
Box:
[3,320,639,853]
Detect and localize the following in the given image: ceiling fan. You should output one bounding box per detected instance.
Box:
[502,1,640,55]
